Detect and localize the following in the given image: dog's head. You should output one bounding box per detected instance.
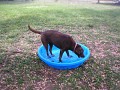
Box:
[74,44,84,58]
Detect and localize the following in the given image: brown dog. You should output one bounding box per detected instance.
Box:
[28,25,84,62]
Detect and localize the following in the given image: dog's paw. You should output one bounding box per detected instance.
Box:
[69,55,72,58]
[58,61,62,63]
[51,54,55,57]
[47,56,51,58]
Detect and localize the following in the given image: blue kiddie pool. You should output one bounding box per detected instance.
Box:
[37,44,90,70]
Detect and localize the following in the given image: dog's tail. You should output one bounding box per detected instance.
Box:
[28,25,42,34]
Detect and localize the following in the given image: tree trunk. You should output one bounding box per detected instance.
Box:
[55,0,58,2]
[98,0,100,3]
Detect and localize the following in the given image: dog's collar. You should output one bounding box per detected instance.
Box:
[73,44,77,51]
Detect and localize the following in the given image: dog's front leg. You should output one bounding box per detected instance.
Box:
[59,49,64,62]
[66,50,72,58]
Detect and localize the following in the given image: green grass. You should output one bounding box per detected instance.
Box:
[0,2,120,90]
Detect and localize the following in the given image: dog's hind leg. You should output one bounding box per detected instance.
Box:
[49,43,54,57]
[43,43,50,58]
[41,37,50,58]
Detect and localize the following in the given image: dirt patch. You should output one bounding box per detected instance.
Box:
[87,40,120,59]
[1,26,120,90]
[7,31,42,55]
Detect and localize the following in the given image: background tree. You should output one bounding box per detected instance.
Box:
[55,0,58,2]
[98,0,100,3]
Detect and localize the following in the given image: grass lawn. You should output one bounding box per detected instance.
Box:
[0,2,120,90]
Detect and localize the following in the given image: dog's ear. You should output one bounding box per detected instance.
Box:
[76,44,83,50]
[76,44,80,48]
[75,44,80,52]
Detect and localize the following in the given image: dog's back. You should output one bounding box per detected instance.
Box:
[41,30,74,49]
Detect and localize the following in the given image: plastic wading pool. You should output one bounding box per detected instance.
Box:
[37,44,90,70]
